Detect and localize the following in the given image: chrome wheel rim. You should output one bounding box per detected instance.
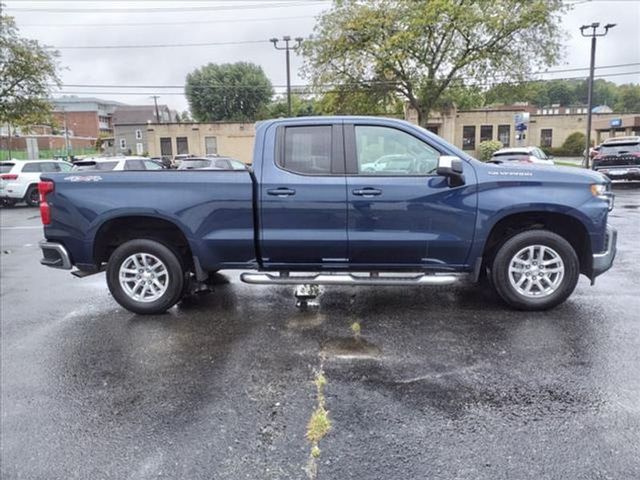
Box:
[508,245,564,298]
[119,253,169,303]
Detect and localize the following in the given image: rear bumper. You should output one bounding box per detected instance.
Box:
[40,241,72,270]
[591,225,617,280]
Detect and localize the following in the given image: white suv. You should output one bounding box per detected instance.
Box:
[72,156,164,172]
[1,159,73,207]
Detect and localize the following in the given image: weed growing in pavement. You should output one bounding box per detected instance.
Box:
[305,369,331,479]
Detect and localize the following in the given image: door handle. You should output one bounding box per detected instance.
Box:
[267,187,296,197]
[352,188,382,197]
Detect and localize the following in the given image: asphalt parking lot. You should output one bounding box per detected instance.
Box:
[1,184,639,480]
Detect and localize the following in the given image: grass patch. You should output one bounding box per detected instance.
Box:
[306,405,331,444]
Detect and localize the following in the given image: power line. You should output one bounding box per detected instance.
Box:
[18,14,317,28]
[53,39,276,50]
[50,63,640,90]
[7,1,327,13]
[49,71,640,97]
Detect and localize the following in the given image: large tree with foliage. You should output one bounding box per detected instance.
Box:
[0,13,59,127]
[185,62,273,122]
[302,0,566,125]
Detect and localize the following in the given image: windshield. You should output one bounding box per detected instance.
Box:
[178,159,212,169]
[599,143,640,155]
[0,163,15,173]
[73,161,118,171]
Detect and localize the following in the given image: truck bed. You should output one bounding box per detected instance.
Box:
[41,170,257,271]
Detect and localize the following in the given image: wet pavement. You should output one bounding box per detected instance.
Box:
[1,184,639,479]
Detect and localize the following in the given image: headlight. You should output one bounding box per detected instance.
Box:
[591,183,614,211]
[590,184,607,196]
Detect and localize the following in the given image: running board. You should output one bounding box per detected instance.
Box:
[240,272,461,286]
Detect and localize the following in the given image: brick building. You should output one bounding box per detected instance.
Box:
[51,96,123,139]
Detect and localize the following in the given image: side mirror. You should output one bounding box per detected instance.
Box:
[436,155,465,187]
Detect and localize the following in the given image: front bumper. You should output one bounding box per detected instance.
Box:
[40,241,72,270]
[591,225,617,282]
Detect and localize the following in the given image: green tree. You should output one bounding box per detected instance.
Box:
[185,62,273,122]
[614,84,640,112]
[302,0,565,126]
[267,94,321,118]
[0,14,60,127]
[317,86,402,116]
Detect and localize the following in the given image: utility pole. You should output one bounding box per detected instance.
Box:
[270,36,304,117]
[6,123,12,161]
[580,22,616,169]
[150,95,161,123]
[63,108,70,160]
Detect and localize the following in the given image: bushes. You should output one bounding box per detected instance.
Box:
[478,140,504,161]
[540,131,586,157]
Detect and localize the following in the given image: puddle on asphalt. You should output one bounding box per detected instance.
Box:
[287,311,327,330]
[321,337,382,360]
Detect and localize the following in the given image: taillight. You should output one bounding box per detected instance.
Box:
[38,181,54,225]
[0,174,18,180]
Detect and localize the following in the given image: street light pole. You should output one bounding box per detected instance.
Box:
[270,36,304,117]
[580,22,616,169]
[150,95,161,123]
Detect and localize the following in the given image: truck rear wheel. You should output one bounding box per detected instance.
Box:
[106,239,185,314]
[490,230,579,310]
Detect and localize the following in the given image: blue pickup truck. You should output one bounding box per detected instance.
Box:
[39,116,617,314]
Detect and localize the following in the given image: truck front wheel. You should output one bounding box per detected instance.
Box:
[491,230,580,310]
[106,239,185,314]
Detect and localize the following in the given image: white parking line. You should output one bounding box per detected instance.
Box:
[0,226,42,230]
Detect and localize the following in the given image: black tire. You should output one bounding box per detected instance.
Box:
[490,229,580,311]
[25,185,40,207]
[106,239,185,314]
[1,198,17,208]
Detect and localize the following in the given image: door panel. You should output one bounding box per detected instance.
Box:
[345,124,476,267]
[260,123,348,266]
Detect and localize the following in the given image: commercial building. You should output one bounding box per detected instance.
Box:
[146,123,256,163]
[405,104,634,156]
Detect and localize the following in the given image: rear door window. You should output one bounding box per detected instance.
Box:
[0,163,15,173]
[279,126,333,175]
[124,159,146,170]
[143,160,163,170]
[22,162,44,173]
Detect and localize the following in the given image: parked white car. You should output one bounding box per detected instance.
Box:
[491,147,555,165]
[0,159,73,207]
[72,156,164,172]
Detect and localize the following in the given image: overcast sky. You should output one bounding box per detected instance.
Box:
[4,0,640,112]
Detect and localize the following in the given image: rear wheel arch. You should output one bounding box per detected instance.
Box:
[93,215,195,270]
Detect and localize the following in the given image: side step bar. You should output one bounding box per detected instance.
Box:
[240,272,461,286]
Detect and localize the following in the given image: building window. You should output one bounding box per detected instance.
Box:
[462,126,476,150]
[541,129,553,148]
[176,137,189,155]
[553,108,560,115]
[160,137,172,157]
[536,109,541,114]
[205,136,217,155]
[565,108,571,114]
[119,138,126,149]
[135,129,142,140]
[480,125,493,143]
[498,125,510,147]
